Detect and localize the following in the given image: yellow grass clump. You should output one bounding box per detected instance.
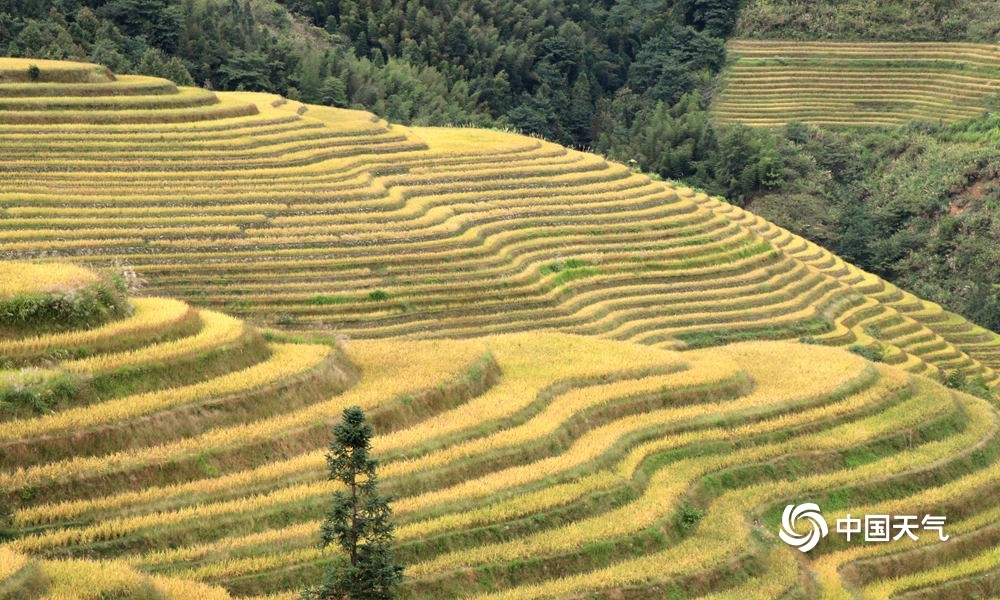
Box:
[0,260,99,297]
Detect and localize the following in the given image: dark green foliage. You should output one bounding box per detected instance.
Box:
[161,54,193,85]
[945,371,995,401]
[96,0,183,52]
[676,502,705,531]
[303,407,403,600]
[0,370,78,416]
[736,119,1000,335]
[26,62,39,80]
[710,124,786,204]
[736,0,1000,41]
[137,46,165,77]
[0,0,736,145]
[319,75,347,107]
[217,48,272,91]
[366,290,389,302]
[847,344,885,363]
[966,282,1000,333]
[681,0,740,38]
[629,25,723,103]
[0,277,129,336]
[88,37,129,72]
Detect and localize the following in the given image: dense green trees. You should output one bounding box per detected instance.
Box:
[735,121,1000,333]
[736,0,1000,41]
[0,0,735,142]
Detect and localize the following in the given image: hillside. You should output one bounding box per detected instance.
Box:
[0,59,997,388]
[1,262,1000,598]
[706,39,1000,337]
[5,0,999,338]
[1,57,1000,599]
[713,40,1000,127]
[735,0,1000,41]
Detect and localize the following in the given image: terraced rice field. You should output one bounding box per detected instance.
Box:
[0,58,996,390]
[2,269,1000,599]
[714,40,1000,126]
[2,58,1000,598]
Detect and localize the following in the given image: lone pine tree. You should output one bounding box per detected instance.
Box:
[303,406,403,600]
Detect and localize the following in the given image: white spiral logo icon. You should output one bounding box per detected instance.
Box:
[779,503,828,552]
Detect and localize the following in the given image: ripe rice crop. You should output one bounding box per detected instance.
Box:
[465,386,993,599]
[0,65,990,383]
[11,553,236,599]
[0,547,27,581]
[4,323,994,599]
[0,297,189,359]
[1,57,999,599]
[0,342,329,441]
[0,260,98,297]
[715,40,1000,127]
[61,310,246,373]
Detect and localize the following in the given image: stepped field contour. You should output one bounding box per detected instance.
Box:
[0,57,999,600]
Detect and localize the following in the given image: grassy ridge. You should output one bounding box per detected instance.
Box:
[0,261,129,338]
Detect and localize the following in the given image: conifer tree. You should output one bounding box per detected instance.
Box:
[303,406,403,600]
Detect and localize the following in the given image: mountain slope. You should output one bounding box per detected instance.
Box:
[2,57,1000,600]
[0,58,995,389]
[1,272,997,598]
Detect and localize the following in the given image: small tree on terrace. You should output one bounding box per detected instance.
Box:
[303,406,403,600]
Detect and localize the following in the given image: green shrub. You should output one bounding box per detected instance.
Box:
[944,370,967,390]
[0,369,79,416]
[945,371,995,401]
[367,290,390,302]
[0,277,130,336]
[27,64,40,82]
[676,502,705,531]
[539,258,593,277]
[307,294,351,305]
[847,344,884,362]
